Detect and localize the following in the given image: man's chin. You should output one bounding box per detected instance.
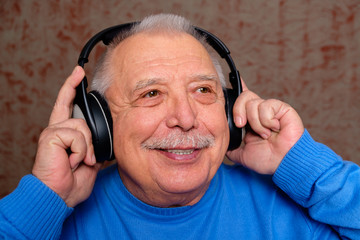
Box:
[154,178,212,207]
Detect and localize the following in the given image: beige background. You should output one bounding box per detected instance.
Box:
[1,0,359,197]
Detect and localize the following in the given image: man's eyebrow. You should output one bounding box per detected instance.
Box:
[192,74,220,83]
[133,74,219,92]
[133,78,163,92]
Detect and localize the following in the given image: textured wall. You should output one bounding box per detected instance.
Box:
[1,0,359,197]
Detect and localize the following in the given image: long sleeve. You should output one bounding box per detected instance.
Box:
[273,129,360,239]
[0,175,73,240]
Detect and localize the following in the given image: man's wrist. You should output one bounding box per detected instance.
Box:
[273,129,340,205]
[0,174,73,239]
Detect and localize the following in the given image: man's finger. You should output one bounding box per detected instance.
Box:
[245,98,272,139]
[258,99,284,132]
[48,118,96,167]
[232,89,260,128]
[49,66,85,125]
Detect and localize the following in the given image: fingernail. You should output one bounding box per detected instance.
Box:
[72,66,80,75]
[235,117,243,126]
[92,154,97,164]
[72,163,79,172]
[261,132,270,139]
[271,127,280,133]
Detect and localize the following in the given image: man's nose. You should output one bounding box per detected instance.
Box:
[166,94,198,132]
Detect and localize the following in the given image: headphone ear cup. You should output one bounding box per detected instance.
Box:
[224,88,242,150]
[86,91,114,162]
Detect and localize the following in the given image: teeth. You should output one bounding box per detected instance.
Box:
[164,149,194,155]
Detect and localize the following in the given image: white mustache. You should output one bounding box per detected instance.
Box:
[141,131,215,150]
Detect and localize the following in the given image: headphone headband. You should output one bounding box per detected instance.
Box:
[78,23,137,66]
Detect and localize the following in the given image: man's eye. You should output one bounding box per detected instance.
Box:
[197,87,210,93]
[144,90,159,98]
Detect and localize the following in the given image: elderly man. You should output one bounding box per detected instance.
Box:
[1,14,359,239]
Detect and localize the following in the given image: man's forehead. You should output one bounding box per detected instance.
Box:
[108,32,219,89]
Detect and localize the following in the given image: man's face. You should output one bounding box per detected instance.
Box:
[105,32,229,207]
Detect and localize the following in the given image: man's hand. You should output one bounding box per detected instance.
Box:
[226,79,304,175]
[32,66,101,207]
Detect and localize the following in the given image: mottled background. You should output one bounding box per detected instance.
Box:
[1,0,359,197]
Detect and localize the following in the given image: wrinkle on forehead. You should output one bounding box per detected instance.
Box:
[133,73,220,93]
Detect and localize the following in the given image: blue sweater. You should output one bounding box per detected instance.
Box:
[1,130,360,239]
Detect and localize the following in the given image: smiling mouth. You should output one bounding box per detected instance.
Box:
[154,148,201,161]
[162,149,195,155]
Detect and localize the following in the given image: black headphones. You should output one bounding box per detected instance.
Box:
[73,22,243,162]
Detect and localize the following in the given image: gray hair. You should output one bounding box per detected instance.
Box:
[91,13,226,95]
